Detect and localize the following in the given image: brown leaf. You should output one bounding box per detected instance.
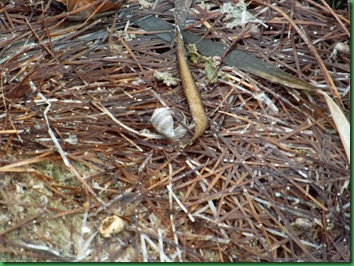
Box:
[53,0,124,19]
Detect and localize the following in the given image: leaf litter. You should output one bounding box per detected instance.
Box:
[0,0,350,262]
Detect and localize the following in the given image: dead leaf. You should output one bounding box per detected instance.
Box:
[316,89,350,163]
[53,0,124,19]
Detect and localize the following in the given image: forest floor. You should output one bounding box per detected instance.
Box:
[0,0,350,262]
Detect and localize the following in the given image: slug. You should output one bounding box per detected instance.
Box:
[175,26,208,143]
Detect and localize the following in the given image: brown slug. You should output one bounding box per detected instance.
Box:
[175,26,208,143]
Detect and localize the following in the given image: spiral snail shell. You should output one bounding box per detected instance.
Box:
[150,108,176,138]
[150,107,187,139]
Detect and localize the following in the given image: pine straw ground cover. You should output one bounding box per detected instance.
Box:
[0,0,350,262]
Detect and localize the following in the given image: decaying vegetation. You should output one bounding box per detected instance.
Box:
[0,0,350,262]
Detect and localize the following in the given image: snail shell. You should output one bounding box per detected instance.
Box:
[150,108,176,139]
[99,215,125,238]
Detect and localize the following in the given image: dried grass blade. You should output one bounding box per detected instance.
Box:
[0,130,21,134]
[316,89,350,162]
[0,152,52,172]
